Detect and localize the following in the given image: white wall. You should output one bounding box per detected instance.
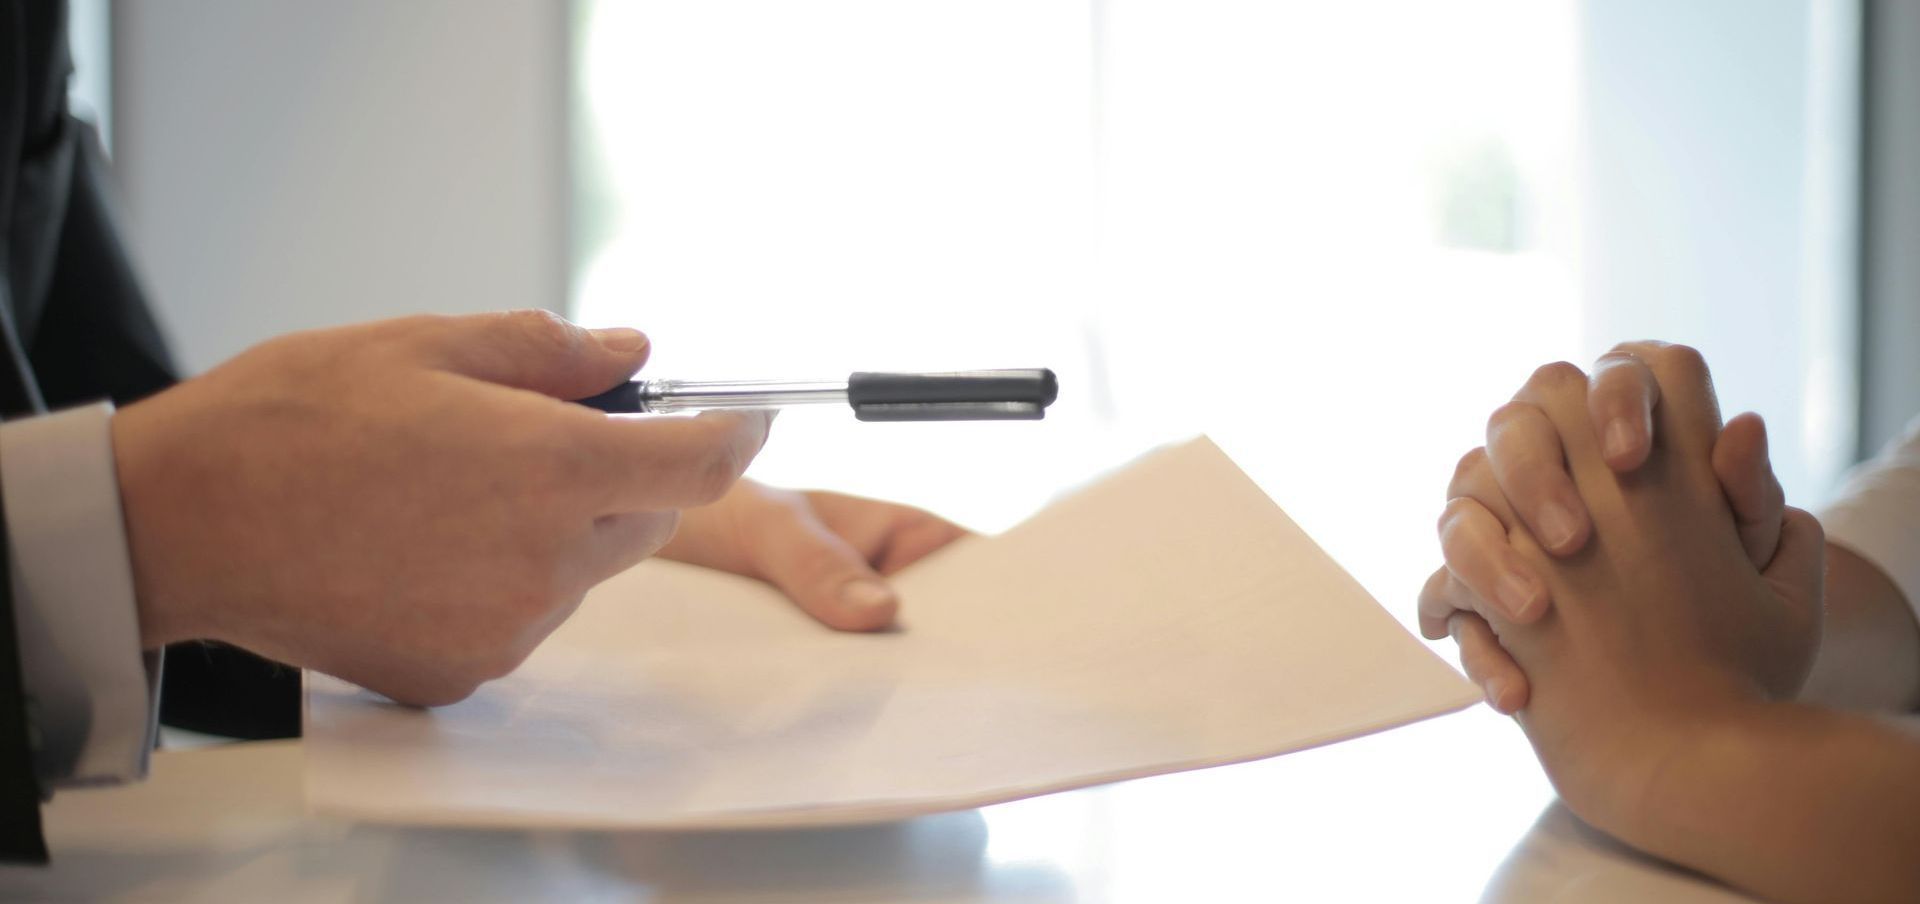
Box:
[1577,0,1858,503]
[112,1,570,374]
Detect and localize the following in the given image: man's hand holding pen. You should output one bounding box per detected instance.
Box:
[114,311,966,705]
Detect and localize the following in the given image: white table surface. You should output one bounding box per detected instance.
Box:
[0,706,1753,903]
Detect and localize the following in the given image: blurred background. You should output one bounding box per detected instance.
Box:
[87,0,1919,897]
[102,0,1913,637]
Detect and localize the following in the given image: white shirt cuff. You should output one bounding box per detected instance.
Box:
[1,402,158,788]
[1819,415,1920,631]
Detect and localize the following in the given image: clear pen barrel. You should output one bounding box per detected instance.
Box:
[639,379,849,413]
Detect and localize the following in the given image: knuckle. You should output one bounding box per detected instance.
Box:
[755,487,814,523]
[1437,495,1477,530]
[1484,401,1538,437]
[1436,497,1489,550]
[1449,447,1490,492]
[409,680,482,708]
[360,313,451,351]
[1605,339,1663,359]
[503,588,548,624]
[248,333,331,377]
[1418,568,1463,614]
[506,308,582,355]
[496,567,565,623]
[894,513,965,554]
[1662,342,1706,368]
[1437,503,1514,584]
[1527,360,1587,392]
[1786,506,1825,542]
[398,313,457,334]
[1656,343,1710,381]
[1443,447,1489,499]
[479,621,554,680]
[1593,352,1632,370]
[477,646,531,683]
[1590,352,1647,389]
[691,444,748,504]
[650,510,684,552]
[437,685,483,707]
[626,510,682,560]
[1418,566,1449,599]
[1488,416,1565,484]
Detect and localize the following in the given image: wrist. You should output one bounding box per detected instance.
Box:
[1578,696,1778,848]
[1526,663,1770,838]
[111,398,212,647]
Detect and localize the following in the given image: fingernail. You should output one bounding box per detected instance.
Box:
[1603,418,1636,463]
[592,327,649,353]
[1483,677,1507,709]
[840,580,897,613]
[1536,502,1579,551]
[1496,571,1539,620]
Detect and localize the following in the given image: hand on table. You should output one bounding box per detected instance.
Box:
[1419,344,1920,904]
[1419,342,1798,712]
[1426,345,1826,827]
[115,311,770,706]
[658,480,971,631]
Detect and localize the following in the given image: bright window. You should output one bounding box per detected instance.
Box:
[573,2,1856,896]
[574,0,1855,603]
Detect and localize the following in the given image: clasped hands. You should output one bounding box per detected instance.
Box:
[1419,342,1825,836]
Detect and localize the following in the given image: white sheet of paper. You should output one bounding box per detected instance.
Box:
[304,437,1479,829]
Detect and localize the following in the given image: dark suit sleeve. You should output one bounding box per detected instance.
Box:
[0,478,50,864]
[27,123,175,408]
[0,0,52,867]
[28,126,300,742]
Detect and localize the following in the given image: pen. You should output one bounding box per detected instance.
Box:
[574,368,1059,421]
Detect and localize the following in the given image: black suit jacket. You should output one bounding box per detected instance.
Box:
[1,0,298,862]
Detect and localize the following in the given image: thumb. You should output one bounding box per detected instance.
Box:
[1763,506,1826,617]
[1760,506,1826,697]
[750,508,900,633]
[414,310,650,400]
[1713,412,1786,568]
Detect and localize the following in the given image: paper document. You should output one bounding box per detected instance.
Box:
[305,437,1479,828]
